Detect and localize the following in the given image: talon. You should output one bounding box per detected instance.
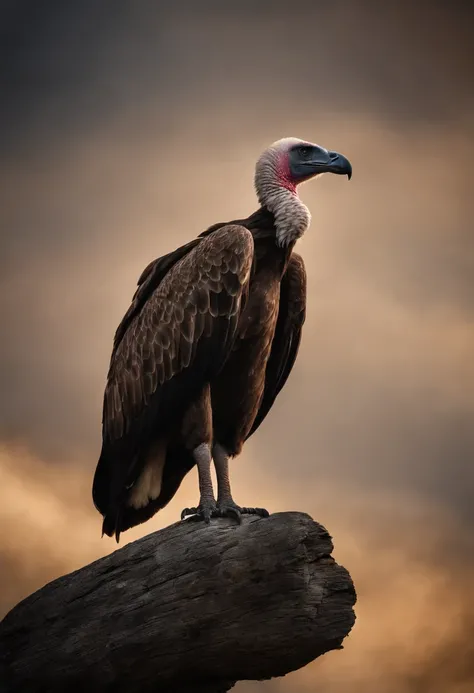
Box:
[182,499,218,524]
[240,506,270,518]
[215,502,243,524]
[226,506,242,524]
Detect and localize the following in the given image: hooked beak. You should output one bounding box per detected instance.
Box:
[308,149,352,180]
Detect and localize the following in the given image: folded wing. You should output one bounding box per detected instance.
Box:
[93,225,254,516]
[246,252,307,439]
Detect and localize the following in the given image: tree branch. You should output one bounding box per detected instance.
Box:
[1,512,356,693]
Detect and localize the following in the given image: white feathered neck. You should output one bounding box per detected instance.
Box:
[254,139,311,247]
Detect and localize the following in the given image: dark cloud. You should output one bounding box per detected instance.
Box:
[2,1,473,149]
[1,3,473,692]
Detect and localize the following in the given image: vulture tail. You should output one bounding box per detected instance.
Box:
[99,445,197,541]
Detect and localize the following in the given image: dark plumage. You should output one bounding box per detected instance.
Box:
[92,137,352,541]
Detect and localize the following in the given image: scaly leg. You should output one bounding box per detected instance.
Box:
[181,443,217,523]
[213,442,269,524]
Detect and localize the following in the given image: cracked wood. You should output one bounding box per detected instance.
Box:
[1,511,357,693]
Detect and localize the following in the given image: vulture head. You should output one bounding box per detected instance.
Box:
[255,137,352,197]
[254,137,352,246]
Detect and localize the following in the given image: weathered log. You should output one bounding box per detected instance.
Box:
[1,511,356,693]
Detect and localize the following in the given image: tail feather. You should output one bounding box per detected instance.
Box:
[101,511,122,543]
[95,445,197,542]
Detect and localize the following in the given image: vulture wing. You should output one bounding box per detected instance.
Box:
[93,225,254,521]
[111,236,202,355]
[246,252,307,439]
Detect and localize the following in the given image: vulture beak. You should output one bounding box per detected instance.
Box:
[308,148,352,180]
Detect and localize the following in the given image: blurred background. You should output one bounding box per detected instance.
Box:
[1,1,473,691]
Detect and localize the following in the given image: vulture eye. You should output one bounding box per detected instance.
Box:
[298,146,312,159]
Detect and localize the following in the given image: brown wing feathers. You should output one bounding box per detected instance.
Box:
[246,252,307,439]
[111,237,202,355]
[92,226,254,522]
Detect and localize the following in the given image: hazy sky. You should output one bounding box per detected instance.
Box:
[1,2,474,692]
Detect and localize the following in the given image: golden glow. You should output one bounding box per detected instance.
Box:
[2,19,473,688]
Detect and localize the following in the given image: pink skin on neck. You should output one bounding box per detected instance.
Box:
[275,151,297,194]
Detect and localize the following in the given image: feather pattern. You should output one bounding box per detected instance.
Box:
[246,252,307,439]
[93,225,254,516]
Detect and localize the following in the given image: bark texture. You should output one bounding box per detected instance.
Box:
[1,512,357,693]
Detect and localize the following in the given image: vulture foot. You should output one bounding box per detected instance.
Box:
[181,502,269,524]
[181,498,217,524]
[216,501,270,523]
[237,505,270,519]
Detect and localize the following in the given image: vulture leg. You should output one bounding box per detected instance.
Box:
[181,443,217,524]
[213,443,269,523]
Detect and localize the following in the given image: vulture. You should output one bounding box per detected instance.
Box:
[92,137,352,541]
